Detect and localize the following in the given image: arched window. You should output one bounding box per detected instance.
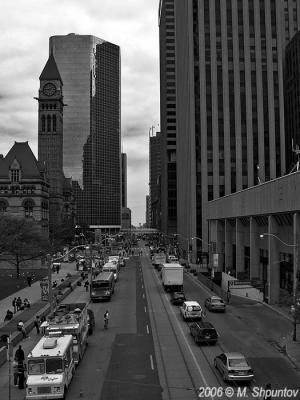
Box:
[52,115,56,132]
[0,199,7,213]
[41,115,46,132]
[23,199,34,218]
[47,115,51,131]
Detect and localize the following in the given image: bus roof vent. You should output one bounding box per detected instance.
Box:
[43,338,57,349]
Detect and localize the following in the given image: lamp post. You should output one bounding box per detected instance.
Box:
[260,233,298,341]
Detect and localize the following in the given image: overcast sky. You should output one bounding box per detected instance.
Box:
[0,0,160,226]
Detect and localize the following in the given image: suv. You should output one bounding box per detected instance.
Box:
[189,321,219,345]
[170,291,186,305]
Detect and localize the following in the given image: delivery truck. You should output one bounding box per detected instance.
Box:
[152,252,166,269]
[161,263,184,292]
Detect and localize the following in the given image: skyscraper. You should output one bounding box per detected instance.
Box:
[121,153,127,209]
[159,0,178,234]
[49,34,121,231]
[149,131,161,229]
[163,0,300,253]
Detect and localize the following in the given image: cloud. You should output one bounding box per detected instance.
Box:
[0,0,160,225]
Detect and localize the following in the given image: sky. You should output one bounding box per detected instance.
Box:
[0,0,160,226]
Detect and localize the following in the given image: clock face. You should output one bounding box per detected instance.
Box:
[43,83,56,96]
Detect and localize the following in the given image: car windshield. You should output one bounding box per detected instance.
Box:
[228,358,249,367]
[187,305,201,311]
[28,359,45,375]
[175,293,185,298]
[202,329,216,335]
[46,358,63,374]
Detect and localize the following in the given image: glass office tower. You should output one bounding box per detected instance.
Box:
[50,34,121,230]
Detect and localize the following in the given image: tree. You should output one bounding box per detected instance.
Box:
[0,215,50,277]
[49,219,76,250]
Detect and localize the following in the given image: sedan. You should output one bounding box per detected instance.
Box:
[205,296,226,312]
[170,291,186,305]
[214,352,254,382]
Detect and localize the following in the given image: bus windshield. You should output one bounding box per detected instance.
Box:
[46,358,63,374]
[92,281,109,288]
[28,359,45,375]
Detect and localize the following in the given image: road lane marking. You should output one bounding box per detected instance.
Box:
[142,293,145,298]
[144,306,147,313]
[150,354,154,370]
[146,324,149,334]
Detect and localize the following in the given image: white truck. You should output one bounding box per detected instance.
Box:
[161,263,184,292]
[152,253,166,269]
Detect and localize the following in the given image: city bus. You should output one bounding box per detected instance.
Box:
[26,334,75,399]
[90,271,115,301]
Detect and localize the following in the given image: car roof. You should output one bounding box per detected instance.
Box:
[193,321,215,329]
[224,352,246,358]
[209,296,223,300]
[184,301,200,306]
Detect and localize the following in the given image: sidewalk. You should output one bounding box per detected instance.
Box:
[0,262,77,326]
[185,265,300,371]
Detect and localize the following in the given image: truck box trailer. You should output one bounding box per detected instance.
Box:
[161,263,184,292]
[152,253,166,268]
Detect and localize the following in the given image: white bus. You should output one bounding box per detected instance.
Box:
[26,334,75,399]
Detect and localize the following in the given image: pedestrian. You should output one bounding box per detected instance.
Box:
[34,316,40,334]
[4,309,13,321]
[15,345,25,363]
[17,321,27,339]
[12,297,17,314]
[17,361,26,389]
[16,297,22,312]
[56,263,60,274]
[227,289,231,304]
[84,280,89,292]
[13,359,19,386]
[27,275,32,287]
[264,383,272,400]
[23,298,31,308]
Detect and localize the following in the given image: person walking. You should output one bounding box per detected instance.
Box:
[34,316,40,334]
[15,345,25,364]
[27,275,32,287]
[16,297,22,312]
[17,321,27,338]
[17,361,26,389]
[12,297,17,314]
[13,360,19,386]
[84,280,89,292]
[104,310,109,329]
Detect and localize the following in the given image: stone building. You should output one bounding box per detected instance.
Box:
[0,141,49,234]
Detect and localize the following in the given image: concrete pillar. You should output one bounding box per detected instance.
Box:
[236,219,244,279]
[225,219,233,273]
[216,220,225,271]
[293,213,300,303]
[268,215,280,304]
[250,217,260,279]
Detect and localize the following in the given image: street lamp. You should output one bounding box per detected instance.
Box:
[260,233,298,341]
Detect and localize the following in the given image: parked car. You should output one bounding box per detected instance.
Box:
[170,291,186,305]
[204,296,226,312]
[87,309,95,335]
[180,301,203,321]
[189,321,219,345]
[214,352,254,382]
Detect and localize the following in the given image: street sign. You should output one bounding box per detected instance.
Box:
[228,280,252,286]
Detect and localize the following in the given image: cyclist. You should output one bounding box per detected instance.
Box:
[104,310,109,329]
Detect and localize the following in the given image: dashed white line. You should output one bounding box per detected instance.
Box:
[150,354,154,370]
[144,306,147,313]
[142,293,145,299]
[146,324,149,334]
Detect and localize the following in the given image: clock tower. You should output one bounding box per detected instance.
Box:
[37,53,65,228]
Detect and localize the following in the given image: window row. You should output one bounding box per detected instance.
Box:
[41,115,57,132]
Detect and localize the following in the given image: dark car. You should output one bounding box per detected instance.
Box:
[170,291,186,305]
[204,296,226,312]
[87,309,95,335]
[189,321,219,345]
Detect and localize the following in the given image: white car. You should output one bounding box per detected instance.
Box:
[180,301,203,321]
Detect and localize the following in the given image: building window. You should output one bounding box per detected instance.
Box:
[41,115,46,132]
[0,200,7,213]
[24,199,34,218]
[52,115,56,132]
[11,169,20,183]
[47,115,51,132]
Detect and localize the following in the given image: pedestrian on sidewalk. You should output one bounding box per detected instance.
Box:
[16,297,22,311]
[4,309,13,321]
[56,263,60,274]
[17,321,27,338]
[12,297,17,313]
[13,360,19,386]
[17,361,26,389]
[84,280,89,292]
[27,275,32,287]
[34,315,40,334]
[23,298,31,308]
[15,345,25,364]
